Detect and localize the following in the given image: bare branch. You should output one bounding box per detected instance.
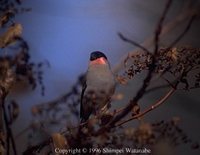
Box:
[105,0,173,128]
[116,87,176,126]
[154,0,173,54]
[168,14,197,48]
[113,6,198,74]
[118,32,151,54]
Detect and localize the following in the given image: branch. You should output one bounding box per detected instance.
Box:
[118,32,151,54]
[154,0,173,54]
[113,4,198,74]
[116,68,188,127]
[108,0,173,128]
[168,14,197,48]
[109,4,197,130]
[116,87,176,126]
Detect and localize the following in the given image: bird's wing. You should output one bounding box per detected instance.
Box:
[80,80,87,119]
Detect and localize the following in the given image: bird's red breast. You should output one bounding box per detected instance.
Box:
[89,57,107,65]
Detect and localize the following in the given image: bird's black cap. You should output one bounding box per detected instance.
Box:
[90,51,107,61]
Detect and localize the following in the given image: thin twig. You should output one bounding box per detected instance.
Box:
[117,67,187,127]
[154,0,173,54]
[116,87,176,126]
[118,32,151,54]
[168,14,197,48]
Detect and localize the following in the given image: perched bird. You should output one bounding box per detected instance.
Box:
[80,51,116,123]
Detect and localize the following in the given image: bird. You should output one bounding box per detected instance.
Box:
[80,51,116,123]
